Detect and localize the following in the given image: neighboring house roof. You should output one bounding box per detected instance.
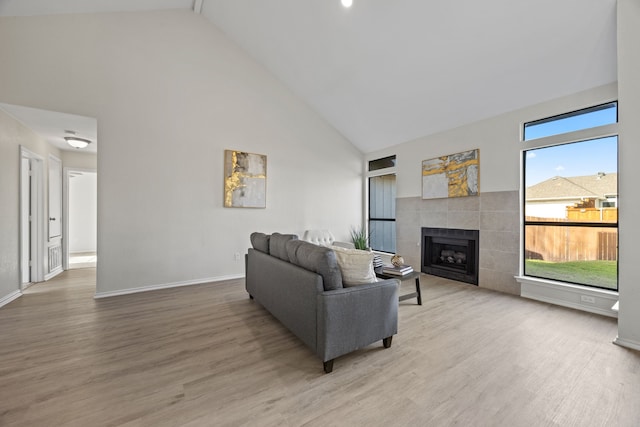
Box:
[526,173,617,201]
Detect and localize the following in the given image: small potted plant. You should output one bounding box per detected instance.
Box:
[350,225,370,250]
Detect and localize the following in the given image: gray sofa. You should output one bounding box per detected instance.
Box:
[246,232,399,373]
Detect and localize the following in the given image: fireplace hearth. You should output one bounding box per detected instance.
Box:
[421,227,479,285]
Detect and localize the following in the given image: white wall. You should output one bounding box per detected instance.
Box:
[526,201,573,219]
[69,172,97,253]
[0,110,24,304]
[616,0,640,350]
[367,83,618,197]
[61,151,97,170]
[0,10,363,296]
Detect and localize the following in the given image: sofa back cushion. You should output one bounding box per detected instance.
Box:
[250,232,271,254]
[286,240,343,291]
[269,232,298,261]
[331,246,377,287]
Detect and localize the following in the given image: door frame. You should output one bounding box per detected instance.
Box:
[20,146,45,288]
[63,167,97,271]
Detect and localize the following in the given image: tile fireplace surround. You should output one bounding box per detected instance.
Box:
[396,190,520,295]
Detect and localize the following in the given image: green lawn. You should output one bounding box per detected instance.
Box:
[525,259,618,290]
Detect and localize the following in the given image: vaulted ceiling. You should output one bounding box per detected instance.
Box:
[0,0,618,153]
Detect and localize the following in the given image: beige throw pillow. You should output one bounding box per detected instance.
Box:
[331,246,377,287]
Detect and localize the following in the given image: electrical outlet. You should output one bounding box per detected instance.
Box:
[234,252,241,262]
[581,295,596,304]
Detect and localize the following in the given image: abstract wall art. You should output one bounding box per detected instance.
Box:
[422,149,479,199]
[224,150,267,208]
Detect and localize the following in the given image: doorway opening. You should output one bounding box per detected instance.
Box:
[64,169,97,270]
[5,101,98,291]
[20,147,45,289]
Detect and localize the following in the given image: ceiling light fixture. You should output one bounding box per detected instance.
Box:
[341,0,353,8]
[64,136,92,149]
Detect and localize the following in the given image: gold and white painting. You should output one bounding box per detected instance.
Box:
[224,150,267,208]
[422,149,479,199]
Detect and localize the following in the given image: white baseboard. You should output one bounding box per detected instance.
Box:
[516,276,618,318]
[21,282,35,291]
[94,274,245,299]
[0,290,22,308]
[613,336,640,352]
[44,267,63,281]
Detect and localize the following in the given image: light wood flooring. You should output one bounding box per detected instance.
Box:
[1,269,639,426]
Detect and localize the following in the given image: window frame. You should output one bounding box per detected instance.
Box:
[523,101,618,141]
[521,102,619,292]
[367,156,397,254]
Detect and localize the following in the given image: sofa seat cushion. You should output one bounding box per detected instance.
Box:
[270,232,298,261]
[250,232,271,254]
[286,240,343,291]
[331,246,377,287]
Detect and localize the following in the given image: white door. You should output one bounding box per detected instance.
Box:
[47,155,63,276]
[21,157,31,284]
[48,156,62,238]
[20,148,45,285]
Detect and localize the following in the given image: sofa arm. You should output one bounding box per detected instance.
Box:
[316,279,399,363]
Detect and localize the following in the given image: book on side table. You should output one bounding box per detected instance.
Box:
[381,264,414,276]
[375,265,422,305]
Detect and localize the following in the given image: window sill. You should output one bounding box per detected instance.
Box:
[515,275,618,318]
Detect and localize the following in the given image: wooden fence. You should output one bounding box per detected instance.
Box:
[566,207,618,222]
[525,216,618,262]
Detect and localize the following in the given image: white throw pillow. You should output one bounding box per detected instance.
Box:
[331,246,377,286]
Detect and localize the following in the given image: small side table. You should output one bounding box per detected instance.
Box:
[375,268,422,305]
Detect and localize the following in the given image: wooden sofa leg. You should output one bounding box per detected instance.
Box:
[323,360,334,373]
[383,336,393,348]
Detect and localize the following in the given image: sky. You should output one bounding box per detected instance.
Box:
[525,136,617,185]
[524,104,617,185]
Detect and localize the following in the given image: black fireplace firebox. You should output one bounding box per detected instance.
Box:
[421,227,479,285]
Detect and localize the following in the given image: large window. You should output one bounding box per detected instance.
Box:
[368,156,396,253]
[523,103,618,291]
